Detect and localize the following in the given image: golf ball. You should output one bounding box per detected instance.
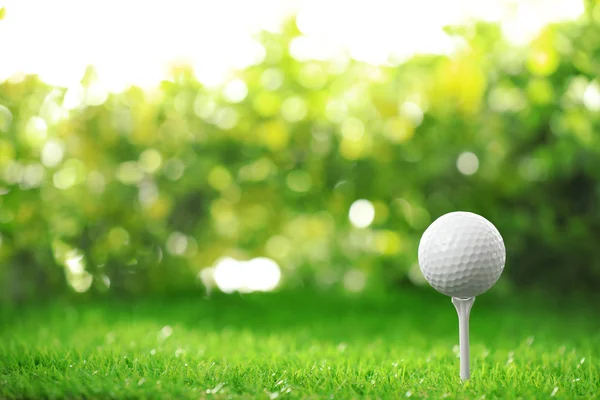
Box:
[418,211,505,298]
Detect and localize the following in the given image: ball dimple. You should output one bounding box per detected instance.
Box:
[417,211,505,298]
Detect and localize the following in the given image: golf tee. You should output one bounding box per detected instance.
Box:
[452,296,475,380]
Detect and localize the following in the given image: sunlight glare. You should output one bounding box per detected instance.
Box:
[0,0,584,88]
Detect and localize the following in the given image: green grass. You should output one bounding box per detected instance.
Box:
[0,289,598,399]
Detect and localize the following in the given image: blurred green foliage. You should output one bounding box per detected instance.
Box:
[1,9,600,302]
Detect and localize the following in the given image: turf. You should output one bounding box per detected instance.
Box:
[0,289,598,399]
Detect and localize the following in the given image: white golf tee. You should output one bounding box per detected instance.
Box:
[452,296,475,380]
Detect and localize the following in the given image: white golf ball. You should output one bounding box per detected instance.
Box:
[418,211,505,298]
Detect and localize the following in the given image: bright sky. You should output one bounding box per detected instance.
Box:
[0,0,584,91]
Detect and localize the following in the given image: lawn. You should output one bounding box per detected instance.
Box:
[0,289,598,399]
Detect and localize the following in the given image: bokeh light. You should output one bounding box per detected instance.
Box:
[456,152,479,176]
[343,269,367,292]
[349,200,376,229]
[212,257,282,293]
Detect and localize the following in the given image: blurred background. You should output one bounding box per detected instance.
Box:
[1,0,599,303]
